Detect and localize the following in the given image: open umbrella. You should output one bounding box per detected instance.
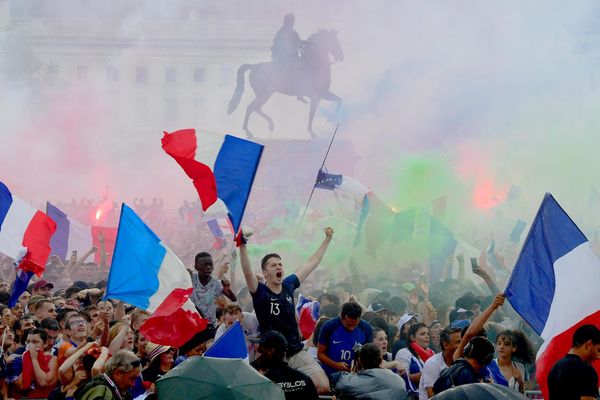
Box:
[156,356,285,400]
[432,383,527,400]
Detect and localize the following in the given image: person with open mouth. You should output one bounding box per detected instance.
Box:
[240,226,334,395]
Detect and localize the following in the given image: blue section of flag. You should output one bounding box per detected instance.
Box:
[505,193,587,335]
[105,204,165,309]
[214,135,263,233]
[429,219,458,282]
[509,219,527,243]
[204,320,248,359]
[206,219,224,239]
[8,269,33,307]
[46,202,69,260]
[0,182,13,229]
[315,169,343,190]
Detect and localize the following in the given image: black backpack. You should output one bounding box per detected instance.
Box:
[432,359,477,395]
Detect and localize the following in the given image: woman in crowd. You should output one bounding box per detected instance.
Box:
[495,329,534,393]
[57,341,105,400]
[372,327,406,374]
[16,328,58,399]
[395,323,434,398]
[143,343,176,383]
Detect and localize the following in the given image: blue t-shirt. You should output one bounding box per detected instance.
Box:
[318,317,373,376]
[252,274,303,355]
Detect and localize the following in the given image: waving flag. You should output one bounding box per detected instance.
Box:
[0,182,56,276]
[505,193,600,399]
[46,202,117,265]
[46,202,93,260]
[105,204,206,345]
[314,168,370,246]
[161,129,263,234]
[204,320,248,360]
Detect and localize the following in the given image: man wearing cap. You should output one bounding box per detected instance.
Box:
[240,227,333,394]
[32,279,54,298]
[252,330,319,400]
[76,349,141,400]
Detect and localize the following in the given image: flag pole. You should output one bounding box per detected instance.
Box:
[296,123,340,237]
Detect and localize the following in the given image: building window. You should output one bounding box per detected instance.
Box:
[193,67,205,83]
[165,67,176,84]
[164,98,178,122]
[106,66,118,82]
[136,98,149,123]
[136,67,148,84]
[77,66,88,81]
[47,64,59,82]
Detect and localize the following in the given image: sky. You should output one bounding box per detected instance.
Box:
[2,0,600,249]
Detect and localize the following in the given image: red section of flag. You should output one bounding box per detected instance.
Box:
[19,211,56,276]
[161,129,218,211]
[140,288,208,347]
[536,310,600,400]
[91,226,117,266]
[299,306,317,340]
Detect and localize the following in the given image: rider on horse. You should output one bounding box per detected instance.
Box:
[271,14,304,66]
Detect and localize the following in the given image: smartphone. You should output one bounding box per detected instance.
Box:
[470,257,478,271]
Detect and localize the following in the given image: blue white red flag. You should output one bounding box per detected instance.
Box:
[505,193,600,399]
[161,129,263,236]
[105,204,206,346]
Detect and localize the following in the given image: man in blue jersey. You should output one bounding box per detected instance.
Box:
[317,301,373,379]
[240,227,334,394]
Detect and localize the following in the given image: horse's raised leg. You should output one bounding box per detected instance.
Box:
[308,97,321,139]
[243,94,273,138]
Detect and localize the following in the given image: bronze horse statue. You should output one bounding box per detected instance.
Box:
[227,29,344,139]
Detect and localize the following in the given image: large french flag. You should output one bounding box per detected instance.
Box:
[0,182,56,276]
[105,204,206,345]
[161,129,263,234]
[505,193,600,399]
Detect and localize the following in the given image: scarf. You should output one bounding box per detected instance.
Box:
[410,342,435,362]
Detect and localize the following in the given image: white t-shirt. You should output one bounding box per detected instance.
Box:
[418,352,448,400]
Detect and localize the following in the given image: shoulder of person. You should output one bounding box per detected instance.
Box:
[283,274,300,288]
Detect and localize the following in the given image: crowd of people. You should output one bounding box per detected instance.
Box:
[0,221,597,400]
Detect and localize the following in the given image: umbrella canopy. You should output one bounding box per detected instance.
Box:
[156,356,285,400]
[432,383,527,400]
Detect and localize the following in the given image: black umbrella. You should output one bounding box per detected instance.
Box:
[432,383,527,400]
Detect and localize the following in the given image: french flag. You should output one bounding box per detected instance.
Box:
[46,202,117,264]
[46,202,93,259]
[206,217,234,250]
[314,168,370,246]
[0,182,56,276]
[505,193,600,399]
[104,204,206,346]
[161,129,263,236]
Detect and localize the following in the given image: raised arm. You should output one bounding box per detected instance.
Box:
[453,293,505,361]
[295,227,333,284]
[239,240,258,294]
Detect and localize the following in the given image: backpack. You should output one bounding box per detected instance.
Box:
[432,359,477,395]
[75,376,117,400]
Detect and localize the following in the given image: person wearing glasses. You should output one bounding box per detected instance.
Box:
[75,349,142,400]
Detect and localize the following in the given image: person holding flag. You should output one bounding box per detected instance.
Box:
[239,227,334,394]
